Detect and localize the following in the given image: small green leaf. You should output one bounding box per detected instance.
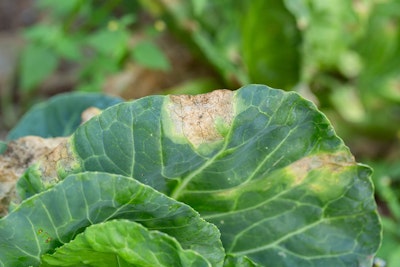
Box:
[132,41,170,71]
[191,0,208,15]
[37,0,81,17]
[16,165,45,201]
[19,43,58,91]
[54,36,81,61]
[41,220,211,267]
[86,28,129,60]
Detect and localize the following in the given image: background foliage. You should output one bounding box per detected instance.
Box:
[0,0,399,266]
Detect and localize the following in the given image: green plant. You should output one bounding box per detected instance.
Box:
[369,161,400,267]
[0,85,380,266]
[20,0,170,93]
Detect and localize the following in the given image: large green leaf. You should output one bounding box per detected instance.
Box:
[44,84,380,266]
[0,172,223,266]
[7,92,122,140]
[41,219,210,267]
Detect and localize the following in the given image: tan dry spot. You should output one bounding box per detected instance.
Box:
[39,139,76,184]
[0,107,96,217]
[167,89,234,146]
[289,152,355,185]
[81,107,101,123]
[0,136,66,216]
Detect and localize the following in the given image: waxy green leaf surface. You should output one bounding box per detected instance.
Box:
[0,172,223,266]
[51,85,379,266]
[41,219,211,267]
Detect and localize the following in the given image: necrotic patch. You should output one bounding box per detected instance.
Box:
[164,90,234,147]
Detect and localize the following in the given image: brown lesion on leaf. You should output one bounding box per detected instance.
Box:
[81,107,101,123]
[38,138,76,184]
[0,136,66,217]
[288,151,356,185]
[0,107,97,217]
[167,89,234,146]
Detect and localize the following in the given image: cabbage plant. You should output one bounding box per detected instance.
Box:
[0,85,381,266]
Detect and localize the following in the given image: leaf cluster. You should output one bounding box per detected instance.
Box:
[0,85,381,266]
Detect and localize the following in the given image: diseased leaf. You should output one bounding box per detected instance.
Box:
[0,137,66,216]
[7,92,122,140]
[41,219,211,267]
[37,84,380,266]
[0,172,224,267]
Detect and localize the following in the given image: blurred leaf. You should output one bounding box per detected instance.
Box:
[191,0,207,16]
[24,24,81,61]
[368,160,400,266]
[163,78,220,95]
[370,161,400,221]
[387,249,400,267]
[357,1,400,109]
[37,0,81,17]
[116,14,136,27]
[286,0,358,79]
[76,77,105,92]
[241,0,300,90]
[77,56,121,92]
[86,28,129,61]
[19,43,59,91]
[145,0,249,86]
[53,36,82,61]
[330,85,366,123]
[23,24,59,43]
[7,92,122,140]
[376,217,400,266]
[337,51,363,79]
[358,1,400,80]
[132,41,170,71]
[381,77,400,102]
[0,141,7,155]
